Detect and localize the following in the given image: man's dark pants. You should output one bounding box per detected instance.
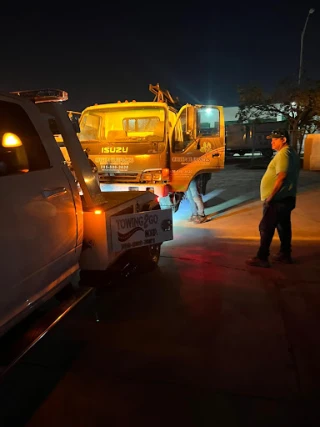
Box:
[257,197,296,260]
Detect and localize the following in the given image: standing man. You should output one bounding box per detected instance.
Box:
[246,129,300,268]
[186,175,207,224]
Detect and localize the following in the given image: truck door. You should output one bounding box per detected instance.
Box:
[169,105,225,192]
[0,96,80,334]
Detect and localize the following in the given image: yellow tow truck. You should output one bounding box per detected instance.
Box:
[77,84,226,212]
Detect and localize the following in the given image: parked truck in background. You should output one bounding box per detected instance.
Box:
[225,120,289,158]
[0,88,173,340]
[76,84,226,212]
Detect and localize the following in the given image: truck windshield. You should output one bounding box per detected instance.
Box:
[78,106,166,143]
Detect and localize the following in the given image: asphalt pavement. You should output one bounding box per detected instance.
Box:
[0,159,320,427]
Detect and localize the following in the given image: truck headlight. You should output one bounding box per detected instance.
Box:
[141,168,170,182]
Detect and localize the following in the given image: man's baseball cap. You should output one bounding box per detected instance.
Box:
[266,129,290,139]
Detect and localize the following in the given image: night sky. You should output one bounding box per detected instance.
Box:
[0,1,319,111]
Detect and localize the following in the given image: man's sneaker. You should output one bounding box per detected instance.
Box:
[246,256,271,268]
[188,215,197,222]
[193,215,207,224]
[271,252,293,264]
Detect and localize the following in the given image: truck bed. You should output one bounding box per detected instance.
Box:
[82,190,153,211]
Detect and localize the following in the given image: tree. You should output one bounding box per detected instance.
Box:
[236,77,320,153]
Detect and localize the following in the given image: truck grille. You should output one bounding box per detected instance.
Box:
[99,173,139,183]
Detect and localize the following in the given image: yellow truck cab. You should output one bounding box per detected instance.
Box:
[78,85,225,212]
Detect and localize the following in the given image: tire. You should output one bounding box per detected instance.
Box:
[129,243,161,273]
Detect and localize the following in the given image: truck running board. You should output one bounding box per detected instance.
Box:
[0,285,94,380]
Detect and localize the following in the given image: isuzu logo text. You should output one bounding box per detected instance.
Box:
[101,147,128,154]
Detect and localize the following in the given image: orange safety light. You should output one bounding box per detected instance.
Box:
[2,132,22,147]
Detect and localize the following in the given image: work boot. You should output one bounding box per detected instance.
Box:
[271,252,293,264]
[246,256,270,268]
[193,215,207,224]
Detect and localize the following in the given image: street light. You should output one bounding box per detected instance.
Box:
[298,8,315,85]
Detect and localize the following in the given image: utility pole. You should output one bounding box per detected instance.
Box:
[298,8,315,85]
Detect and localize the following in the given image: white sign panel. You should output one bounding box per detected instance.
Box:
[110,209,173,252]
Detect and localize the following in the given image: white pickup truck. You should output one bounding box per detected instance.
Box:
[0,89,173,339]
